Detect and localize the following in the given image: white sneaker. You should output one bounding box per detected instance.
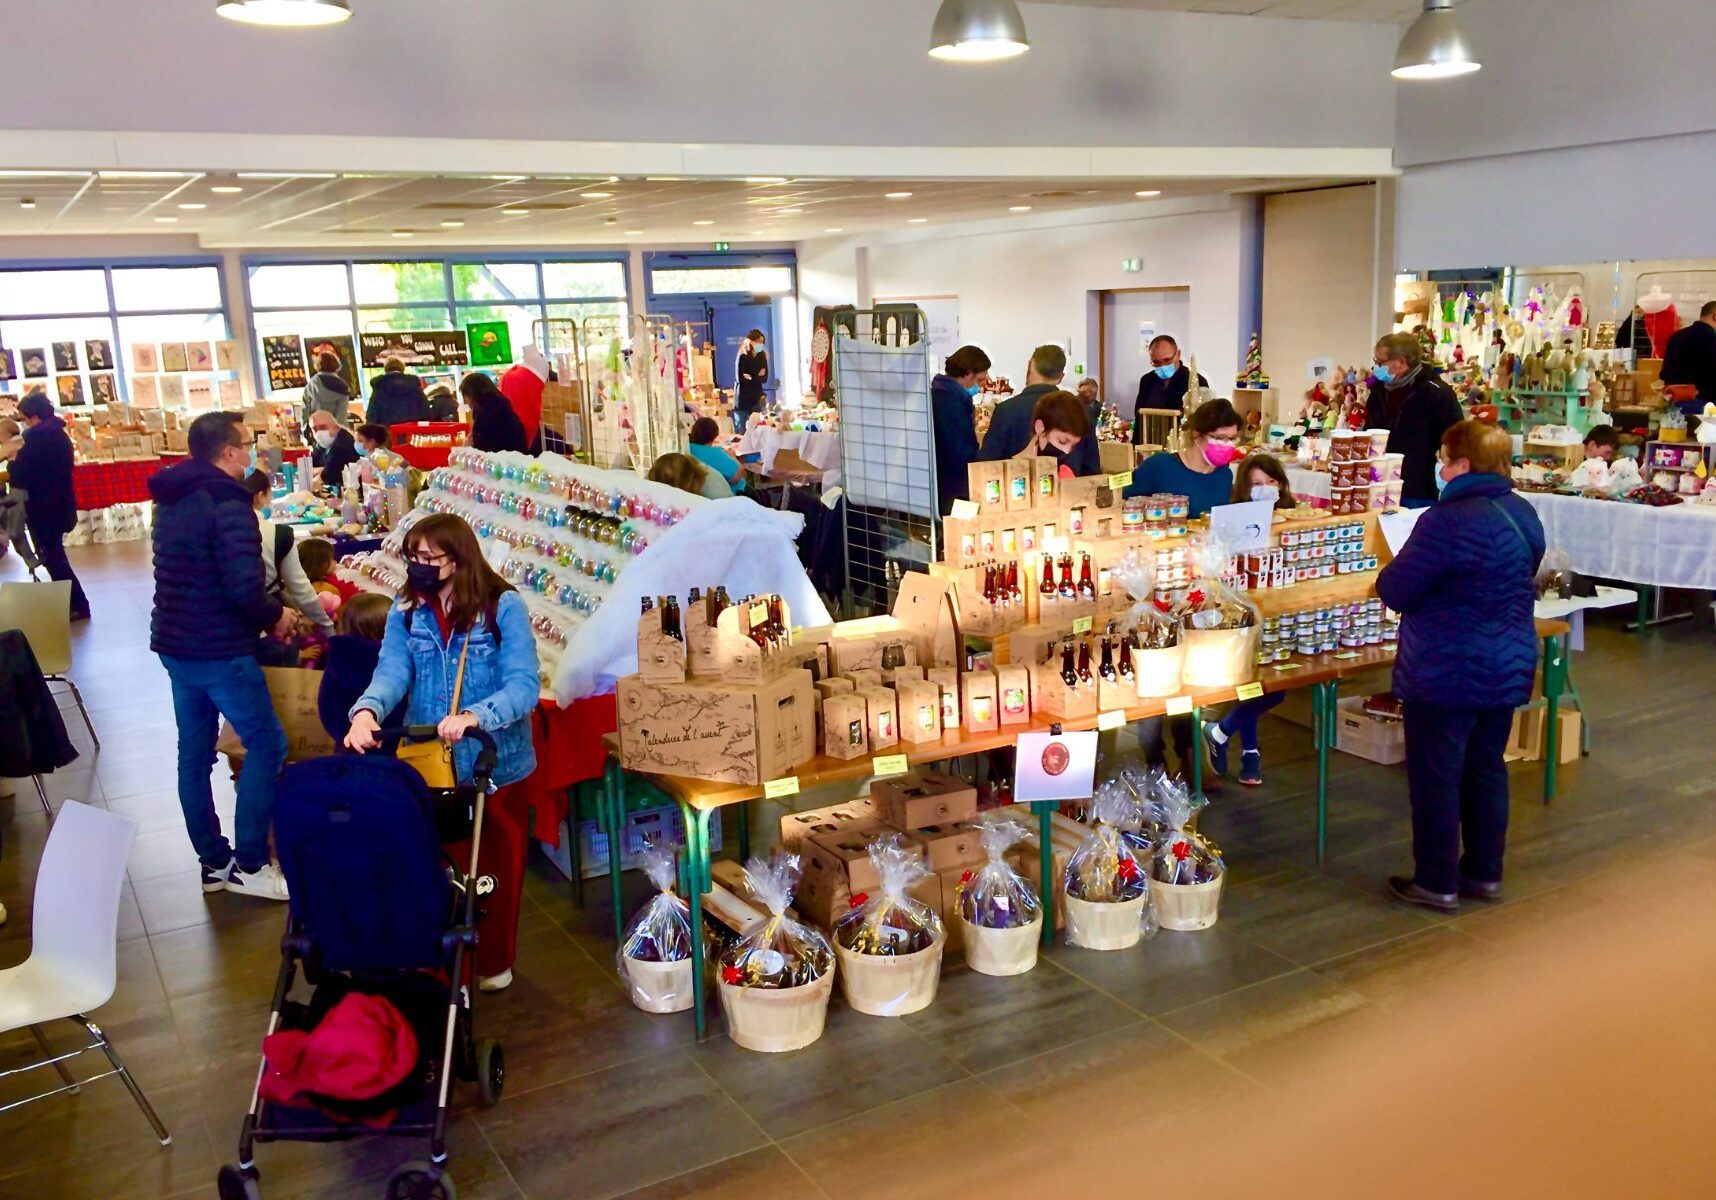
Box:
[201,858,236,893]
[225,862,290,902]
[477,969,513,993]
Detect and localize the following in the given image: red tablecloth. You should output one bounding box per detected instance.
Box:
[521,692,616,846]
[73,458,169,511]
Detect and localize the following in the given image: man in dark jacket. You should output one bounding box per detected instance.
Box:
[1366,332,1463,507]
[151,411,293,902]
[1376,419,1546,914]
[308,409,360,490]
[1131,335,1208,443]
[1660,300,1716,414]
[977,345,1102,476]
[930,344,989,516]
[9,393,88,618]
[365,358,430,429]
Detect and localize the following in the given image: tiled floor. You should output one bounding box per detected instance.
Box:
[3,539,1714,1199]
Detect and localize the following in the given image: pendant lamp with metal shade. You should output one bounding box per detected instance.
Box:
[216,0,352,27]
[1392,0,1479,80]
[929,0,1029,62]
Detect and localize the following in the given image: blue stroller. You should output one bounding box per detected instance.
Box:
[217,727,505,1200]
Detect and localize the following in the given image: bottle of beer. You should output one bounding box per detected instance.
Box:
[768,595,787,644]
[1078,553,1095,600]
[1098,637,1115,682]
[1005,560,1021,604]
[641,596,655,614]
[710,585,730,626]
[1076,639,1093,684]
[1118,635,1135,681]
[1039,555,1055,597]
[1060,642,1079,687]
[1058,554,1075,599]
[663,596,684,642]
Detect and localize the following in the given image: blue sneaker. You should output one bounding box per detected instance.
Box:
[200,858,235,893]
[1203,722,1229,776]
[1239,750,1263,787]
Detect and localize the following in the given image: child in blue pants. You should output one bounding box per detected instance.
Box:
[1204,693,1286,786]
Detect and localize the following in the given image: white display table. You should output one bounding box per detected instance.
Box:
[1518,492,1716,591]
[734,425,842,485]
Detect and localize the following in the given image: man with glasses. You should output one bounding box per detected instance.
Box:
[1132,334,1209,445]
[150,411,297,902]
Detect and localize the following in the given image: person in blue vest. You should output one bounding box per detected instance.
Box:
[1377,418,1545,913]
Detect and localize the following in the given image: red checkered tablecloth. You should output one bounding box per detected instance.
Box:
[73,458,170,511]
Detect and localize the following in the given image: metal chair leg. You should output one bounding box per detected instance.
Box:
[29,1025,79,1093]
[61,677,99,751]
[32,775,50,818]
[76,1016,171,1146]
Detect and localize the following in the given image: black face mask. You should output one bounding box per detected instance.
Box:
[406,561,445,596]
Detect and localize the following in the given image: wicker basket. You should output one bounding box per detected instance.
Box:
[1131,644,1186,699]
[960,914,1042,976]
[621,956,694,1014]
[835,930,946,1017]
[1065,893,1149,951]
[718,970,836,1052]
[1149,875,1224,932]
[1179,625,1262,689]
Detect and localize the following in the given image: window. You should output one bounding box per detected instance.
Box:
[357,306,455,332]
[453,262,540,303]
[0,269,110,317]
[248,263,350,309]
[650,266,792,295]
[542,260,627,299]
[352,261,446,306]
[110,266,224,313]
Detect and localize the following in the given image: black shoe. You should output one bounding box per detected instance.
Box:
[70,609,91,623]
[1459,877,1503,902]
[1388,876,1458,913]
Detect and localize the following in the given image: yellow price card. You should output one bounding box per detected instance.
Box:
[1108,472,1132,491]
[763,776,800,799]
[1165,696,1194,716]
[1072,616,1094,635]
[1235,683,1266,701]
[872,754,909,779]
[1097,709,1127,731]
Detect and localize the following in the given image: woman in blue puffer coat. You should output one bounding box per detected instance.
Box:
[1376,419,1545,914]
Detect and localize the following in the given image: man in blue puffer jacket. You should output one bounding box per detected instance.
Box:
[1377,418,1545,913]
[150,412,297,902]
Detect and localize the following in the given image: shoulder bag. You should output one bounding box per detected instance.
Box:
[396,616,469,790]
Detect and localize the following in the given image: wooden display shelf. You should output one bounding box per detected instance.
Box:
[1250,571,1381,617]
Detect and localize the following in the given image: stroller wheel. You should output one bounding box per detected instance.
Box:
[477,1039,505,1105]
[217,1164,262,1200]
[384,1161,457,1200]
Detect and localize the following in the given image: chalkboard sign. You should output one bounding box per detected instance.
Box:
[359,329,470,369]
[263,335,307,392]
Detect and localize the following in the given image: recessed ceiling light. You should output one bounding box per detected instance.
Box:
[645,176,681,182]
[908,217,929,224]
[209,185,244,194]
[1135,189,1162,198]
[501,208,530,216]
[235,172,338,180]
[215,0,352,27]
[885,191,914,199]
[745,176,788,184]
[391,230,414,238]
[0,170,92,179]
[824,227,843,233]
[19,199,36,209]
[692,220,715,226]
[100,171,195,180]
[154,216,179,223]
[178,202,207,210]
[582,191,614,199]
[624,229,644,235]
[440,218,465,227]
[1009,205,1032,212]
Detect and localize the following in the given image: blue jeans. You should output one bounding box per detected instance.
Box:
[1218,693,1287,751]
[161,653,287,872]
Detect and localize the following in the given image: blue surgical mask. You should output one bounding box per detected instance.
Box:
[1374,362,1395,384]
[1251,485,1281,505]
[1434,468,1451,496]
[1154,364,1177,380]
[965,384,981,398]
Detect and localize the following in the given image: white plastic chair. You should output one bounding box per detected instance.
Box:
[0,579,99,749]
[0,800,170,1145]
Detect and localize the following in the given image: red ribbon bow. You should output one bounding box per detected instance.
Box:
[720,964,743,985]
[1187,589,1206,606]
[960,869,974,886]
[849,892,869,909]
[1116,858,1139,881]
[1153,598,1173,613]
[1172,840,1192,862]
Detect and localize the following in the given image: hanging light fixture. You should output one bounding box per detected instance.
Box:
[1392,0,1479,80]
[929,0,1029,62]
[216,0,352,27]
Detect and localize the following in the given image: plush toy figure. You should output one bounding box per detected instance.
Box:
[1698,404,1716,445]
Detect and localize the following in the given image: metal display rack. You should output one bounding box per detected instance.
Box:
[575,314,685,472]
[832,307,936,615]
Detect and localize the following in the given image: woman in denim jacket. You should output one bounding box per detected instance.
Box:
[346,513,540,992]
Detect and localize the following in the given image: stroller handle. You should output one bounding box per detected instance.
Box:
[385,724,500,780]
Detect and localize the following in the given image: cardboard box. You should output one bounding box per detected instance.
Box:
[636,611,688,684]
[821,692,871,761]
[968,460,1006,512]
[1032,660,1100,719]
[803,826,928,895]
[701,881,766,937]
[1004,458,1034,512]
[710,859,799,922]
[1508,705,1581,765]
[844,668,883,690]
[872,771,979,830]
[778,800,879,853]
[1335,697,1406,766]
[616,669,818,785]
[996,664,1032,726]
[914,822,985,872]
[795,869,941,933]
[1032,456,1059,507]
[894,678,944,744]
[857,686,899,751]
[814,677,854,699]
[926,667,961,729]
[829,623,918,675]
[962,670,1000,732]
[883,663,925,686]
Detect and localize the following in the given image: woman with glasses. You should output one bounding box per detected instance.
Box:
[344,513,541,992]
[1123,396,1245,517]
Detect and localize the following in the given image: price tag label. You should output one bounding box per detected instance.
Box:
[1270,662,1305,673]
[872,754,909,779]
[1165,696,1194,716]
[1235,682,1266,701]
[1097,709,1127,731]
[1072,616,1094,635]
[949,499,979,520]
[763,776,800,799]
[1334,651,1362,660]
[1108,472,1132,491]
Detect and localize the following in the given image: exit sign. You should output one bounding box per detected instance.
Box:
[713,241,731,252]
[1121,258,1142,273]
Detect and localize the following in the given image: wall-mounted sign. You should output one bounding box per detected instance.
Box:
[263,335,307,392]
[359,330,470,369]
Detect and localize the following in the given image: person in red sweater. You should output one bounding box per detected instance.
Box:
[499,344,550,456]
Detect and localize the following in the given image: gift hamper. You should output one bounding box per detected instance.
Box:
[1177,534,1261,688]
[833,836,947,1016]
[717,854,836,1052]
[954,816,1043,976]
[1111,549,1184,699]
[1063,786,1158,951]
[1148,778,1226,931]
[617,844,696,1013]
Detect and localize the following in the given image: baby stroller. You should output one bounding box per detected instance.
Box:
[217,726,505,1200]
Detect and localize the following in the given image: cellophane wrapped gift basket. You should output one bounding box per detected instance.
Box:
[1064,784,1159,951]
[1148,777,1227,931]
[833,835,947,1016]
[1176,533,1261,688]
[1111,548,1185,699]
[955,816,1043,976]
[617,844,696,1013]
[717,854,836,1052]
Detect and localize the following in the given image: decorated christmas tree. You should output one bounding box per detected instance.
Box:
[1237,333,1268,388]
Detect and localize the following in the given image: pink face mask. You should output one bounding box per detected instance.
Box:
[1202,439,1242,468]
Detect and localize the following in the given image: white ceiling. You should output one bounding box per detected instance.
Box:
[0,171,1301,249]
[1031,0,1438,18]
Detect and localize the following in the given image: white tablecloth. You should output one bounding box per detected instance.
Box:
[734,426,842,485]
[1520,492,1716,590]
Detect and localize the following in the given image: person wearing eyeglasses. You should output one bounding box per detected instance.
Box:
[1123,396,1245,516]
[1366,331,1462,508]
[344,513,541,992]
[1131,334,1208,444]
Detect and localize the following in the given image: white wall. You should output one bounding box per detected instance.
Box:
[799,196,1257,395]
[1394,0,1716,269]
[11,1,1397,153]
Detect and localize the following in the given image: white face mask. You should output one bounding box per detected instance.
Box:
[313,429,335,449]
[1251,484,1281,504]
